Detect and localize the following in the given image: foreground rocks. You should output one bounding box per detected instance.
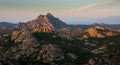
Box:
[0,30,66,65]
[40,44,65,63]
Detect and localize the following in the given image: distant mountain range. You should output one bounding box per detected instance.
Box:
[97,16,120,24]
[67,16,120,24]
[0,13,120,31]
[69,23,120,30]
[0,22,15,27]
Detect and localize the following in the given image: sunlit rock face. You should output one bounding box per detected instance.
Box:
[84,26,118,38]
[87,28,105,38]
[27,14,55,30]
[33,27,51,33]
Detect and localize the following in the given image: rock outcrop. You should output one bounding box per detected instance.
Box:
[83,26,117,38]
[2,30,65,64]
[40,44,65,63]
[33,27,51,32]
[3,29,40,59]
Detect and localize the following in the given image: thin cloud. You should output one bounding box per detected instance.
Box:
[76,0,115,11]
[60,0,120,18]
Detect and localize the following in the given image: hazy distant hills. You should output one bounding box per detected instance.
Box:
[69,23,120,30]
[0,22,15,27]
[98,16,120,24]
[69,16,120,24]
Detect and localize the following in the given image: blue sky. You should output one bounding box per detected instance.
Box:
[0,0,120,24]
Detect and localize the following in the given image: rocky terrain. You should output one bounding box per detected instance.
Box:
[83,26,118,38]
[0,13,120,65]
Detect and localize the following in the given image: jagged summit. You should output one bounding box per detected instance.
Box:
[35,13,54,21]
[35,15,44,20]
[46,13,54,17]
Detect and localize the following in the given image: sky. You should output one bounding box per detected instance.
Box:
[0,0,120,24]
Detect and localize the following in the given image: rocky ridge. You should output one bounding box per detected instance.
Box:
[83,26,118,38]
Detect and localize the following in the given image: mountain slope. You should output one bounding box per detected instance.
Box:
[15,13,68,30]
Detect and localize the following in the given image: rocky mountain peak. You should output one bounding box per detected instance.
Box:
[35,13,54,21]
[46,13,54,17]
[28,13,68,30]
[14,13,68,31]
[35,15,44,20]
